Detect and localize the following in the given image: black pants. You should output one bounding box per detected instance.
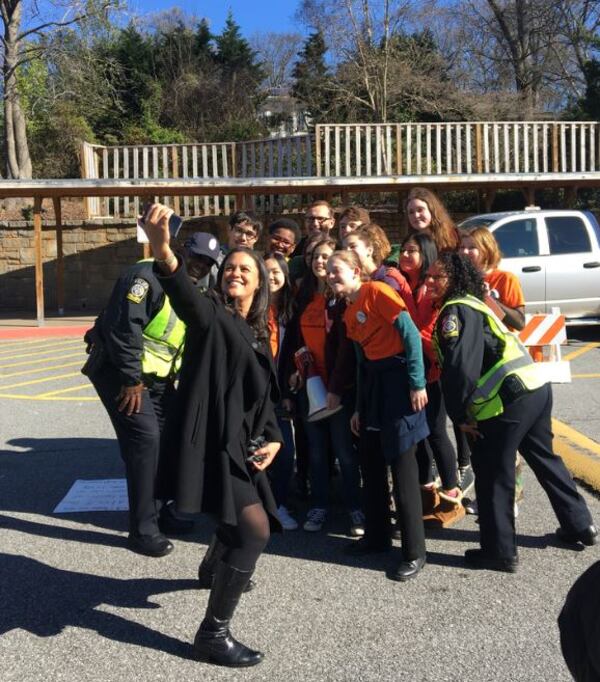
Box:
[359,429,425,561]
[415,380,458,489]
[472,383,593,558]
[91,364,175,537]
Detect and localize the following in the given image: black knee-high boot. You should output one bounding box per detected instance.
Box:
[193,561,263,667]
[197,536,255,592]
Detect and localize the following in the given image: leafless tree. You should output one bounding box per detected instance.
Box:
[250,31,304,91]
[0,0,117,178]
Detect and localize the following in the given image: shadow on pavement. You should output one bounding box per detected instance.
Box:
[0,552,197,659]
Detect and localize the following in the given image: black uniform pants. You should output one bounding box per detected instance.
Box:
[91,364,175,537]
[471,383,593,559]
[359,429,425,561]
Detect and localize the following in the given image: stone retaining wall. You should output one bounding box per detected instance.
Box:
[0,210,412,313]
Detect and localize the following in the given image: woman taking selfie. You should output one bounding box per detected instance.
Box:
[142,204,282,668]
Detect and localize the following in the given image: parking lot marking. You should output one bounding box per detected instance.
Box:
[0,371,83,391]
[0,392,97,401]
[0,339,82,360]
[0,351,84,370]
[553,418,600,492]
[553,418,600,456]
[36,383,96,398]
[0,360,83,379]
[572,373,600,379]
[563,342,600,362]
[0,337,74,350]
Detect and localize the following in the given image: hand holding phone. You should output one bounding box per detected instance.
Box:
[139,202,183,239]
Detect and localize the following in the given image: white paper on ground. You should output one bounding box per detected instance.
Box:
[53,479,128,513]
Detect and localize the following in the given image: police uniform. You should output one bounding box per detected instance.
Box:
[84,259,185,544]
[434,295,594,561]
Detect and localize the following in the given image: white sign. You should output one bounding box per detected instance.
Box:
[54,479,128,513]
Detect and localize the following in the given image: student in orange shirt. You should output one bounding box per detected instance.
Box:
[265,253,298,531]
[327,250,429,581]
[459,226,526,331]
[399,231,468,525]
[282,237,364,536]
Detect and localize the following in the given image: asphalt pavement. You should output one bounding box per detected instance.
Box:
[1,329,599,681]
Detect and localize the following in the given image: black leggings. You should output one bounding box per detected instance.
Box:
[215,470,270,572]
[415,381,458,489]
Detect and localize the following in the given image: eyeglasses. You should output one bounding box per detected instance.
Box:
[401,248,420,255]
[305,215,330,224]
[232,225,257,240]
[270,234,295,247]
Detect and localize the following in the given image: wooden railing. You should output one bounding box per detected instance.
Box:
[315,122,600,177]
[80,122,600,218]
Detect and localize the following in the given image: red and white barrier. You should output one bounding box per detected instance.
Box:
[518,308,571,383]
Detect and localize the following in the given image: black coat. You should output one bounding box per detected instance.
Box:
[156,260,282,530]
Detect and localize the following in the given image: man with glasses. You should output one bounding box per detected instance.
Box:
[303,200,335,238]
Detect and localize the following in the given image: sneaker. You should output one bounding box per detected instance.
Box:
[303,508,327,532]
[349,510,365,537]
[458,465,475,495]
[277,505,298,531]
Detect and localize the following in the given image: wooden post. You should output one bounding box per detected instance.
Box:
[483,188,496,212]
[564,186,577,208]
[33,196,45,326]
[53,197,65,315]
[315,125,322,177]
[171,147,180,215]
[521,187,535,206]
[552,124,559,172]
[475,124,483,174]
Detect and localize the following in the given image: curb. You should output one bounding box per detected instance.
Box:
[553,418,600,494]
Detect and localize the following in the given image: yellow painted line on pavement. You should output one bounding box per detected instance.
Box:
[0,351,83,370]
[553,418,600,492]
[0,360,82,379]
[0,337,68,349]
[0,393,97,401]
[0,340,82,361]
[563,342,600,362]
[36,383,96,398]
[0,371,82,390]
[572,373,600,379]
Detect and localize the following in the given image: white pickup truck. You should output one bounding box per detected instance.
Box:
[459,208,600,324]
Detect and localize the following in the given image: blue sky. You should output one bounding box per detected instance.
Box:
[125,1,302,36]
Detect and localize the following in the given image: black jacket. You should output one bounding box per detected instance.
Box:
[156,259,282,529]
[89,260,165,386]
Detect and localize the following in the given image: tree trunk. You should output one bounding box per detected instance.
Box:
[2,0,33,179]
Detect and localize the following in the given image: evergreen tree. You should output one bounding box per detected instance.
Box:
[291,31,333,124]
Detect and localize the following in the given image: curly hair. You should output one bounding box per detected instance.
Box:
[405,187,459,252]
[436,251,486,304]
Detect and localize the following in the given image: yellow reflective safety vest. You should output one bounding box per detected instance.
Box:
[433,295,547,421]
[140,263,186,378]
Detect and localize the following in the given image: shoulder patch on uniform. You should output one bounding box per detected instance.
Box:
[441,314,459,339]
[126,277,150,304]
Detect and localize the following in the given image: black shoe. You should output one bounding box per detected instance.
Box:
[127,533,173,557]
[344,537,391,556]
[464,548,518,573]
[158,506,195,535]
[389,555,426,582]
[198,537,255,592]
[556,524,598,547]
[193,562,262,668]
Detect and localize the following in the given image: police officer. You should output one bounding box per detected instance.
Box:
[428,252,597,572]
[84,232,221,557]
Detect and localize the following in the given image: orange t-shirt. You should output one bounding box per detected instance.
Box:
[268,304,279,360]
[300,293,328,382]
[485,269,525,309]
[343,281,406,360]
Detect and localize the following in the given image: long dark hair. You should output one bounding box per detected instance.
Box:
[295,236,337,316]
[263,252,295,326]
[213,247,270,342]
[400,231,438,287]
[436,251,486,304]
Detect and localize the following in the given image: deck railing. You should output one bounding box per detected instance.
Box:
[80,121,600,218]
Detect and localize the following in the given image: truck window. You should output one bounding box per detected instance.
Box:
[546,216,591,254]
[492,219,539,258]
